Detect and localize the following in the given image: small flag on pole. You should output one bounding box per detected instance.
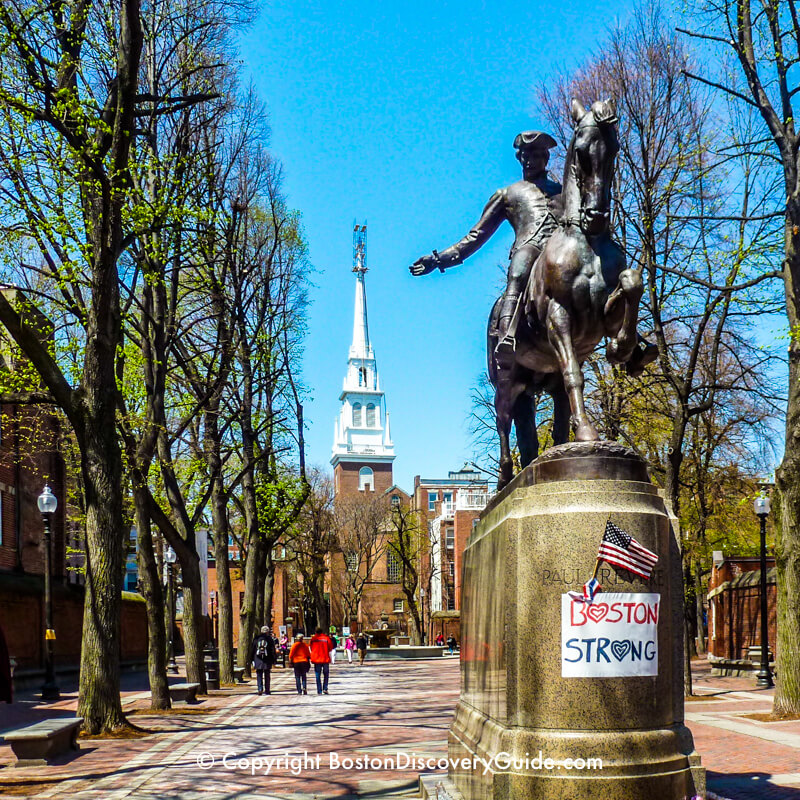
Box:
[597,520,658,580]
[568,576,602,604]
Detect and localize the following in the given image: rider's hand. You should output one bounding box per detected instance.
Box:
[409,254,438,276]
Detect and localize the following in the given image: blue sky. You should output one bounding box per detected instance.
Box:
[239,0,640,491]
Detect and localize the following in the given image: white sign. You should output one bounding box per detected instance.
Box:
[561,593,660,678]
[342,626,351,637]
[278,625,287,636]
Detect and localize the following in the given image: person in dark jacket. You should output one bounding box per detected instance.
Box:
[356,632,368,666]
[250,626,277,695]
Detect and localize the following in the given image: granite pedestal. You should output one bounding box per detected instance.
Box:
[444,442,705,800]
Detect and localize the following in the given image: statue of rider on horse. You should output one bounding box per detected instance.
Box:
[410,99,658,489]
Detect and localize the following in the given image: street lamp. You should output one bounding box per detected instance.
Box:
[753,488,774,689]
[164,547,179,674]
[38,485,59,701]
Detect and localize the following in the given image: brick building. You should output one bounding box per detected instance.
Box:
[0,290,147,680]
[707,555,777,674]
[412,465,489,643]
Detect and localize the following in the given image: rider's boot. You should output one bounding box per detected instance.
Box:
[494,293,520,366]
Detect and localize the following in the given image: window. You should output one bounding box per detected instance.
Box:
[391,494,401,508]
[393,599,404,613]
[352,402,362,426]
[447,594,456,611]
[449,561,455,579]
[359,367,367,386]
[428,491,437,512]
[359,466,374,491]
[345,552,359,572]
[446,527,455,551]
[366,403,376,427]
[387,551,401,583]
[443,491,453,505]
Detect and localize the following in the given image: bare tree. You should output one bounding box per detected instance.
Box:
[679,0,800,717]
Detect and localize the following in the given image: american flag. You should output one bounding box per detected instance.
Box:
[598,520,658,580]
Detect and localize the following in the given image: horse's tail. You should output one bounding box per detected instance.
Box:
[487,296,503,386]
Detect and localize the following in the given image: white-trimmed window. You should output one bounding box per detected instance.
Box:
[387,551,401,583]
[428,491,437,512]
[393,598,404,613]
[449,561,455,579]
[359,466,374,491]
[352,402,362,426]
[446,527,455,551]
[391,494,401,507]
[345,552,359,572]
[366,403,376,427]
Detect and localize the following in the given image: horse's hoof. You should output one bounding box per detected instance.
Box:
[574,423,600,442]
[625,340,658,377]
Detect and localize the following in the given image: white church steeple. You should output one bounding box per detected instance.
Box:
[331,224,395,470]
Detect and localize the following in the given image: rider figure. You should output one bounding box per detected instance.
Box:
[410,131,562,360]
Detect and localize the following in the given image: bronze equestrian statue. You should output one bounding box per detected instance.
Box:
[411,99,657,489]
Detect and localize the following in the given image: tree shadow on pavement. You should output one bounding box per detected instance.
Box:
[707,770,800,798]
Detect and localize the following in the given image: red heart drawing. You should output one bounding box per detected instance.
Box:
[586,603,609,623]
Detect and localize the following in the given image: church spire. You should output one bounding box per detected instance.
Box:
[332,222,395,471]
[350,224,372,360]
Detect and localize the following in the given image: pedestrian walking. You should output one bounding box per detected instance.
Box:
[310,627,335,694]
[250,626,277,695]
[356,632,368,665]
[345,633,356,664]
[329,631,338,664]
[447,635,457,655]
[289,634,311,695]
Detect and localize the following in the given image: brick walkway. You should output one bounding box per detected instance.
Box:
[0,656,797,799]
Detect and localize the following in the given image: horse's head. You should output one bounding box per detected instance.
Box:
[568,98,619,236]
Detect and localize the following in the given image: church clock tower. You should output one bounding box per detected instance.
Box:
[331,224,395,496]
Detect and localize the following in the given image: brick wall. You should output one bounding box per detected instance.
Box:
[334,460,393,496]
[0,573,147,670]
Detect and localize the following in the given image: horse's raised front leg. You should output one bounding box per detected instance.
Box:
[604,268,643,365]
[546,299,598,441]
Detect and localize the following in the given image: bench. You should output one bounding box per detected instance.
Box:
[4,717,83,767]
[233,666,246,683]
[168,682,200,704]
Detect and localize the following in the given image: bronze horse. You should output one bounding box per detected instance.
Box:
[489,99,647,489]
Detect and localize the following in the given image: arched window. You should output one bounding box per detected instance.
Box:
[359,466,374,491]
[352,402,362,426]
[366,403,376,427]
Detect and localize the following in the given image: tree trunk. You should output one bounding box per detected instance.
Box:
[133,487,170,709]
[263,556,276,630]
[773,204,800,715]
[76,427,128,733]
[238,537,264,675]
[180,554,207,693]
[212,484,234,684]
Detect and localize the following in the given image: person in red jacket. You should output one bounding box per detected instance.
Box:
[310,627,335,694]
[288,634,311,695]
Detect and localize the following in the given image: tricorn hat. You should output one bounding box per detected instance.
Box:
[514,130,557,152]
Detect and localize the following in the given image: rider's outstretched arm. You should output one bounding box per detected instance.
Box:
[434,189,507,267]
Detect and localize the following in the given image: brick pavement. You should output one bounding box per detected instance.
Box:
[0,656,797,799]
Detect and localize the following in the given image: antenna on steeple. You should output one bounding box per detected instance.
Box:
[353,221,367,275]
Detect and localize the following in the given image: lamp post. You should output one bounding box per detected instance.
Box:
[38,485,59,701]
[209,591,217,646]
[754,490,774,689]
[165,547,178,674]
